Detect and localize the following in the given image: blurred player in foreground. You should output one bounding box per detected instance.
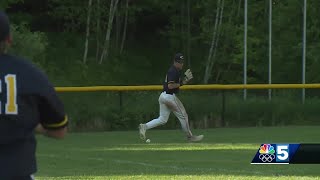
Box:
[0,11,68,180]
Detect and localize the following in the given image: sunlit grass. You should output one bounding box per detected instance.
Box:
[35,127,320,179]
[65,143,258,152]
[37,175,320,180]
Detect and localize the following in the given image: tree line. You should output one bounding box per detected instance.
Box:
[2,0,320,85]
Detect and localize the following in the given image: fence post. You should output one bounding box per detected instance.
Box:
[221,90,226,127]
[119,91,123,112]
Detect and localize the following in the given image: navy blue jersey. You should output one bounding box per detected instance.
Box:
[163,65,182,94]
[0,54,67,177]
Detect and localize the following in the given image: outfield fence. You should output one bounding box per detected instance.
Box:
[55,83,320,92]
[55,84,320,130]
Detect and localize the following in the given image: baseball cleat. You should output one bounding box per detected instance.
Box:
[139,124,147,140]
[188,135,204,142]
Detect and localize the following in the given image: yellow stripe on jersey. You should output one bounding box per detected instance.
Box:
[45,115,68,128]
[5,75,18,114]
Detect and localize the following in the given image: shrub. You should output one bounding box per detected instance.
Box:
[9,23,48,69]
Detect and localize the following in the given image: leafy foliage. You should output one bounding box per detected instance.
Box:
[9,23,48,69]
[0,0,23,9]
[4,0,320,130]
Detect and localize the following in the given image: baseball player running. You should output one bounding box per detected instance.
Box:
[139,53,204,142]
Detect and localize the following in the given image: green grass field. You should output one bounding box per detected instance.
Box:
[35,126,320,180]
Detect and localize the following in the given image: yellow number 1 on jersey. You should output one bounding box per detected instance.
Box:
[0,74,18,115]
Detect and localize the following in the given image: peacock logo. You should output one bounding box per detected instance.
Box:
[259,144,275,154]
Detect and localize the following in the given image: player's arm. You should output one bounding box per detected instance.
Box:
[37,92,68,139]
[35,123,66,139]
[180,79,188,85]
[168,78,189,88]
[168,81,181,89]
[168,69,193,88]
[168,79,188,88]
[166,69,181,89]
[180,69,193,85]
[37,96,68,139]
[35,72,68,139]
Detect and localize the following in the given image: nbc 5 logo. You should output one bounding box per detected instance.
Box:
[276,144,289,162]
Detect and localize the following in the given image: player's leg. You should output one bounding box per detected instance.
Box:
[145,102,171,129]
[171,95,192,137]
[172,95,203,142]
[139,92,171,140]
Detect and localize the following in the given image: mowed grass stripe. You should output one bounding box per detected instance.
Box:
[36,126,320,179]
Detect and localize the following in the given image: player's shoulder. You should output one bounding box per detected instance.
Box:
[2,54,40,71]
[167,65,178,73]
[2,54,51,85]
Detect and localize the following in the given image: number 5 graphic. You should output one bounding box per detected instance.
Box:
[0,74,18,115]
[277,145,289,161]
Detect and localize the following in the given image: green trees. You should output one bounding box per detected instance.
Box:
[0,0,22,9]
[9,24,48,69]
[3,0,320,130]
[4,0,320,85]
